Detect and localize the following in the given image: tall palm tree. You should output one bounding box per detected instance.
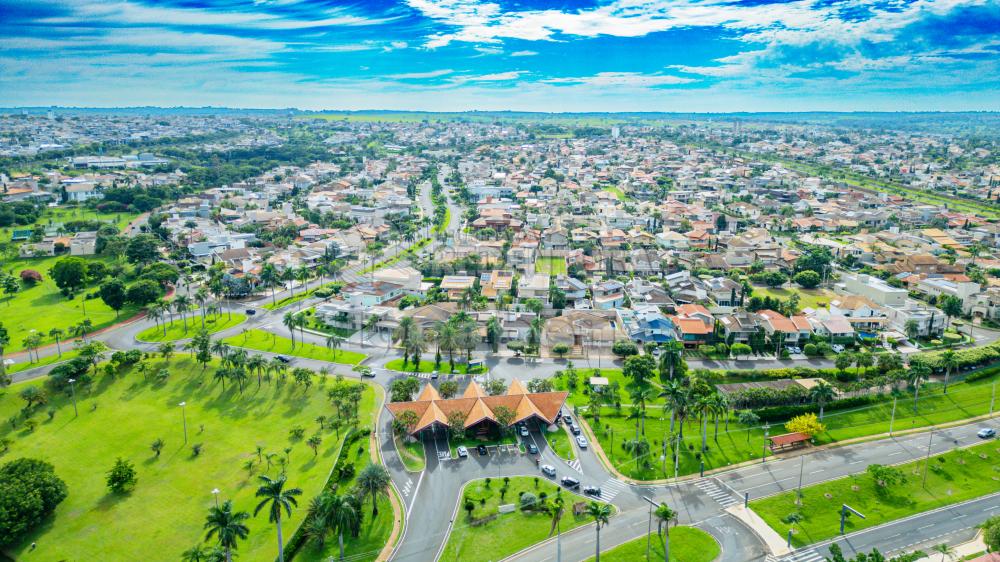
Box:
[695,393,714,452]
[659,340,684,380]
[49,327,65,358]
[260,263,279,306]
[282,312,298,348]
[405,328,426,371]
[709,392,730,439]
[203,499,250,562]
[940,350,958,394]
[195,287,210,329]
[910,362,931,414]
[394,316,416,360]
[254,474,302,562]
[296,266,311,295]
[628,383,655,435]
[355,463,391,517]
[658,379,685,435]
[325,334,343,359]
[326,493,359,562]
[174,295,192,332]
[281,268,297,299]
[587,501,612,562]
[437,322,458,373]
[247,354,267,388]
[809,380,836,421]
[654,503,678,562]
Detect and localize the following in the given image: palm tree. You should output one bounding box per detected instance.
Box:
[326,493,359,562]
[654,503,678,562]
[394,316,416,361]
[254,474,302,562]
[940,349,958,394]
[659,340,684,380]
[695,393,714,452]
[437,322,458,373]
[295,266,311,295]
[174,295,192,332]
[355,463,391,517]
[325,334,343,359]
[49,328,65,358]
[282,312,298,348]
[405,328,426,371]
[658,379,685,435]
[910,362,932,414]
[195,287,210,329]
[203,499,250,562]
[809,380,836,421]
[247,354,267,388]
[260,263,279,306]
[281,268,297,299]
[628,383,655,435]
[181,545,209,562]
[709,392,729,439]
[587,501,612,562]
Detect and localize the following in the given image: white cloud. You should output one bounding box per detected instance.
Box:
[545,72,696,87]
[450,70,524,83]
[510,50,538,57]
[389,69,454,79]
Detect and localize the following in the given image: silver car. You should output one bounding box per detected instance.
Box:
[541,464,556,477]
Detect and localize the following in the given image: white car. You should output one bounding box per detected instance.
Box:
[978,428,996,439]
[576,435,588,449]
[831,344,845,353]
[541,464,556,477]
[457,446,468,458]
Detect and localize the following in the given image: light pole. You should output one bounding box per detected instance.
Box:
[674,433,680,480]
[179,401,188,444]
[67,378,78,417]
[762,422,770,463]
[212,488,220,508]
[889,397,897,436]
[922,427,935,487]
[642,496,663,562]
[796,455,805,503]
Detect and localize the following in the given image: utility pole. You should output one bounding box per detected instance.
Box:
[922,427,934,487]
[796,455,805,500]
[889,397,897,436]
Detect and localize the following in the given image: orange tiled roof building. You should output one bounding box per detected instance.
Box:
[385,379,569,435]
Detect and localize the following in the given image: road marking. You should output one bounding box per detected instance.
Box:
[741,476,795,491]
[694,478,740,508]
[597,478,628,502]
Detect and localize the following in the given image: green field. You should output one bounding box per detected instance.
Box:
[602,186,628,201]
[222,329,366,365]
[751,440,1000,546]
[583,526,719,562]
[261,288,316,311]
[0,356,375,561]
[0,254,142,353]
[753,286,836,309]
[536,256,568,275]
[384,358,484,374]
[2,207,139,243]
[441,476,606,562]
[561,366,1000,480]
[544,425,576,461]
[136,313,246,342]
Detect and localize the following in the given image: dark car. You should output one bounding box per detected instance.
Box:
[560,476,580,489]
[275,355,292,363]
[526,443,538,454]
[245,308,256,316]
[477,444,488,456]
[583,486,601,497]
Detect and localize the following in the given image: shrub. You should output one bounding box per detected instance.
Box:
[0,458,68,546]
[105,458,137,493]
[19,270,42,284]
[802,343,818,356]
[519,492,538,510]
[785,413,825,437]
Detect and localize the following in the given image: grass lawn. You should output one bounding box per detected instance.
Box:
[753,286,835,309]
[3,207,139,243]
[394,434,426,472]
[383,358,484,374]
[296,428,394,562]
[441,476,606,562]
[544,425,576,461]
[561,366,1000,480]
[0,356,375,561]
[6,348,82,375]
[261,289,315,311]
[582,526,720,562]
[602,186,628,201]
[136,313,246,342]
[751,440,1000,547]
[536,256,568,275]
[0,254,141,353]
[222,329,366,365]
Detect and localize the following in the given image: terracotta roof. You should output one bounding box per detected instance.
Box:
[416,384,442,402]
[415,401,448,433]
[507,378,529,395]
[462,380,486,398]
[672,317,712,335]
[790,315,812,331]
[769,432,811,446]
[759,309,797,333]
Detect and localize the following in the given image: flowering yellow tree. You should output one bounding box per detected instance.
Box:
[784,413,826,437]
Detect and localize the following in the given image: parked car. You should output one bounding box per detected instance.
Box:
[541,464,556,477]
[457,446,468,458]
[560,476,580,489]
[477,444,488,456]
[831,344,845,353]
[569,424,581,435]
[978,428,997,439]
[583,486,601,497]
[520,426,529,437]
[789,346,802,355]
[431,371,439,379]
[526,443,538,454]
[576,435,588,448]
[275,355,292,364]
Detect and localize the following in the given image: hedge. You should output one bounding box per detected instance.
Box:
[753,394,883,422]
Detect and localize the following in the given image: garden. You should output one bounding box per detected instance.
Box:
[440,476,606,562]
[136,311,246,342]
[222,329,366,365]
[0,355,375,560]
[582,526,719,562]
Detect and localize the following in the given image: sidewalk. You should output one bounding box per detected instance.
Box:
[726,504,792,557]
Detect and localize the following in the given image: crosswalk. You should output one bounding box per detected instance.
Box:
[565,458,582,472]
[694,478,740,508]
[401,477,413,498]
[597,478,628,502]
[777,549,823,562]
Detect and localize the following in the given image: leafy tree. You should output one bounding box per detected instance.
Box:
[126,279,163,306]
[938,295,963,328]
[484,379,507,396]
[125,234,160,265]
[793,270,821,289]
[980,515,1000,552]
[730,342,752,358]
[867,464,906,490]
[389,377,420,402]
[50,256,88,296]
[150,438,165,457]
[552,343,570,358]
[106,457,138,493]
[392,410,419,437]
[439,380,459,399]
[784,413,825,437]
[493,405,515,434]
[611,340,638,358]
[0,458,68,546]
[99,279,128,318]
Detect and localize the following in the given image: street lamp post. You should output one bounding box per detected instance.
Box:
[179,401,188,444]
[642,496,661,562]
[762,423,770,463]
[212,488,220,508]
[889,397,897,436]
[67,378,78,417]
[922,427,935,487]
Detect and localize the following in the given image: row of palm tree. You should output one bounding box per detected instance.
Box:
[392,312,480,372]
[583,500,678,562]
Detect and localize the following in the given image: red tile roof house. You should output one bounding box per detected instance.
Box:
[757,309,805,347]
[385,379,568,438]
[670,304,715,348]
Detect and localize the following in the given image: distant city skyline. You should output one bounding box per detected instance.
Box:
[1,0,998,112]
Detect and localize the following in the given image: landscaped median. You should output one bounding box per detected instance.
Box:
[750,439,1000,547]
[544,424,577,461]
[383,358,485,375]
[136,313,246,342]
[222,329,366,365]
[6,348,81,375]
[440,476,612,562]
[394,434,426,472]
[582,526,719,562]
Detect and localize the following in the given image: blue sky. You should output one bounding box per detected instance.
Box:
[1,0,998,111]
